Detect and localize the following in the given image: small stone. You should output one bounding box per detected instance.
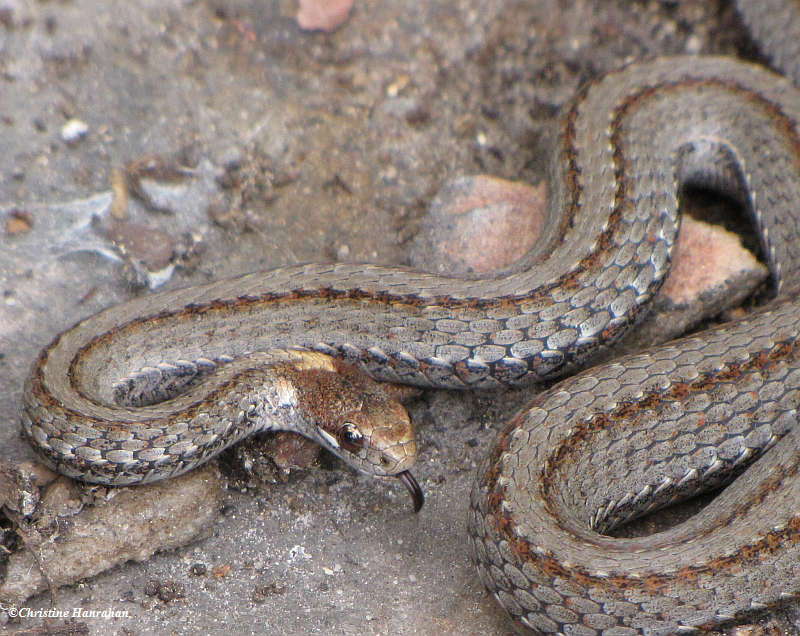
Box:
[104,219,175,271]
[212,563,231,578]
[60,118,88,143]
[144,580,161,597]
[156,580,185,603]
[268,431,321,471]
[336,243,350,260]
[684,34,702,55]
[252,581,286,602]
[386,75,410,97]
[5,209,33,235]
[189,563,207,576]
[296,0,353,33]
[38,477,84,519]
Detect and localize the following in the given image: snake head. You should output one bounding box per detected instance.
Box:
[323,399,417,475]
[283,352,423,511]
[315,398,423,512]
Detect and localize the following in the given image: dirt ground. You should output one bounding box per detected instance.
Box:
[2,0,799,634]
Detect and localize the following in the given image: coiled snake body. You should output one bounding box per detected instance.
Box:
[20,1,800,633]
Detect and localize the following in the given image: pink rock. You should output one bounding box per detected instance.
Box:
[297,0,354,33]
[409,175,546,275]
[661,215,761,306]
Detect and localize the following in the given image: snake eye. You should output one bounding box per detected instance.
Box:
[338,422,364,453]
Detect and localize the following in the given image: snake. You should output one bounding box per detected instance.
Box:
[18,0,800,633]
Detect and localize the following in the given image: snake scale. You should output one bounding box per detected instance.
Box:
[19,0,800,633]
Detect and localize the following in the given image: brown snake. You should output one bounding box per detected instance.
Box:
[19,1,800,633]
